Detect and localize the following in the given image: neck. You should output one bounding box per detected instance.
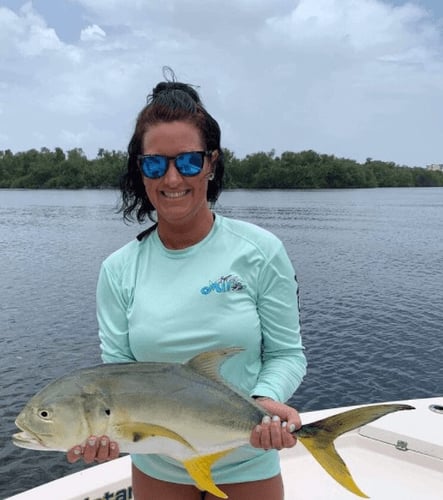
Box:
[157,211,215,250]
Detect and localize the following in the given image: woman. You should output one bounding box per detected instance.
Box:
[67,77,307,500]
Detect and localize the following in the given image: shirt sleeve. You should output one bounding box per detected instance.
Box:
[97,262,136,363]
[250,243,307,402]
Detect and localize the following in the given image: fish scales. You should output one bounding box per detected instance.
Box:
[77,361,263,446]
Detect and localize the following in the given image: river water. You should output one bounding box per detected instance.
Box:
[1,188,442,497]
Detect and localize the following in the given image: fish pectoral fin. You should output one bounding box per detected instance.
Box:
[299,437,368,498]
[115,422,196,451]
[183,450,233,499]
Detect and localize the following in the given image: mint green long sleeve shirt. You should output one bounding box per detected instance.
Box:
[97,214,306,484]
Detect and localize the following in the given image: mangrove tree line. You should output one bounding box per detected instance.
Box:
[0,147,442,189]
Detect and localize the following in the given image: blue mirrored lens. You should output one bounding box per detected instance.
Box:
[176,152,204,176]
[140,152,206,178]
[141,156,168,179]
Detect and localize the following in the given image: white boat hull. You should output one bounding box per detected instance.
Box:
[6,397,443,500]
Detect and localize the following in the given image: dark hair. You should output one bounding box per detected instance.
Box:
[120,74,224,223]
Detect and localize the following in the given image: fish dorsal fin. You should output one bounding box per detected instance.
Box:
[114,422,196,452]
[183,449,233,499]
[187,348,243,383]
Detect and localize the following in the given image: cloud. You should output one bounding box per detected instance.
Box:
[80,24,106,42]
[0,2,64,57]
[0,0,442,166]
[241,0,443,163]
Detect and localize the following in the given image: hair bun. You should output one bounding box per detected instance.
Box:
[151,81,202,105]
[148,66,202,105]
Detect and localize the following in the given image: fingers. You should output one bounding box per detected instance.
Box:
[66,445,84,464]
[257,399,301,431]
[97,437,120,462]
[250,399,301,450]
[269,415,283,449]
[280,421,297,448]
[83,436,100,463]
[251,415,297,450]
[66,436,119,464]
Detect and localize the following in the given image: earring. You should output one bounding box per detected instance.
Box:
[207,173,215,181]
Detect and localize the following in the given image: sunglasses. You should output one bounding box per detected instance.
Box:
[138,151,213,179]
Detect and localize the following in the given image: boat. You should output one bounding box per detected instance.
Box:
[6,396,443,500]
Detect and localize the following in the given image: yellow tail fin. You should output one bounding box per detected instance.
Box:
[297,403,414,498]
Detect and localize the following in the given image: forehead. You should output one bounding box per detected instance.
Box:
[142,120,204,154]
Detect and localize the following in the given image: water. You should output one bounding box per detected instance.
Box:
[1,188,442,498]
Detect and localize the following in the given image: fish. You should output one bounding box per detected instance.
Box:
[13,348,414,499]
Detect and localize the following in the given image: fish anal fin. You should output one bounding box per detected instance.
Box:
[299,437,368,498]
[115,422,195,451]
[187,348,243,383]
[183,449,233,499]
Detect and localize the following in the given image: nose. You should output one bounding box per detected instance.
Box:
[163,159,182,185]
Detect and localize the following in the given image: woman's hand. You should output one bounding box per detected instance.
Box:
[66,435,120,464]
[250,398,301,450]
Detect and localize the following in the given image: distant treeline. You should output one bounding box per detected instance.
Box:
[1,147,442,189]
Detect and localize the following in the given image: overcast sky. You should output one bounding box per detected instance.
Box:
[1,0,442,166]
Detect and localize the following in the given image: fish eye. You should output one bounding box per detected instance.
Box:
[38,409,52,419]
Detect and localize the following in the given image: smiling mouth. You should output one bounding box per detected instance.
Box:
[162,190,189,199]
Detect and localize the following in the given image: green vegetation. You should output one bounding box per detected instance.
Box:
[1,147,442,189]
[0,148,126,189]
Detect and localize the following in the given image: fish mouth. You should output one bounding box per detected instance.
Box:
[12,421,48,450]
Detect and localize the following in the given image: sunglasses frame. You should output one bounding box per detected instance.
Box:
[138,150,213,179]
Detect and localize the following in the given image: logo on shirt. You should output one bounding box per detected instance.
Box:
[200,274,246,295]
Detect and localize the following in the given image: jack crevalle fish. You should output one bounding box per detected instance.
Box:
[13,348,414,498]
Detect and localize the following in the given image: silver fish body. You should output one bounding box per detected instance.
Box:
[13,348,414,499]
[13,349,263,457]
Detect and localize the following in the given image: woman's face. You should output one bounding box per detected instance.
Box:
[141,120,215,228]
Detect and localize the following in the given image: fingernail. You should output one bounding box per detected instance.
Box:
[289,424,296,433]
[110,442,116,450]
[73,448,81,455]
[255,425,262,433]
[272,415,280,422]
[100,438,108,447]
[281,421,287,428]
[262,416,271,424]
[88,438,96,446]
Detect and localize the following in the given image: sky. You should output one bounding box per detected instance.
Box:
[0,0,442,167]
